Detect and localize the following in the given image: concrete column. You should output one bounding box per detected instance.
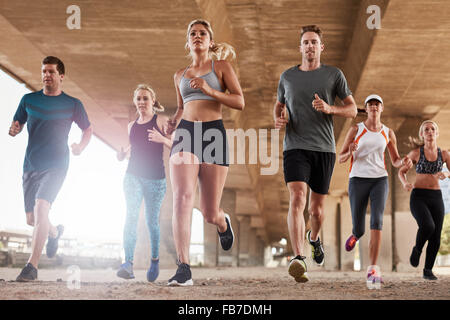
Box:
[263,245,272,267]
[320,195,340,271]
[256,236,266,265]
[237,216,250,266]
[248,227,258,266]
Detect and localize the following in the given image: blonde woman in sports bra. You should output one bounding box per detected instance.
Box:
[398,120,450,280]
[166,19,244,286]
[339,94,411,289]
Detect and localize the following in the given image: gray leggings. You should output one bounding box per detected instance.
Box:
[348,176,389,238]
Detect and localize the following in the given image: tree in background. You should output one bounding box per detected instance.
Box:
[439,214,450,256]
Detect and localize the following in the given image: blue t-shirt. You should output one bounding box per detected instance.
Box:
[13,90,91,172]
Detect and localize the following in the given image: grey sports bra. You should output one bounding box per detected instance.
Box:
[179,60,224,104]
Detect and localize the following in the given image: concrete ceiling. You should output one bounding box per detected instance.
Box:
[2,0,450,248]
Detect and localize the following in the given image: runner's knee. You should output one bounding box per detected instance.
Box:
[289,189,307,209]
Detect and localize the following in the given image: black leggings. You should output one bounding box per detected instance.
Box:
[410,188,445,270]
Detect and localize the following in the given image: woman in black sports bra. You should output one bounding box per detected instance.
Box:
[398,120,450,280]
[165,19,244,286]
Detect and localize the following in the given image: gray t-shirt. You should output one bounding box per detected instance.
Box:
[277,64,352,153]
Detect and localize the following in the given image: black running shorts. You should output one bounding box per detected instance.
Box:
[170,119,229,167]
[283,149,336,194]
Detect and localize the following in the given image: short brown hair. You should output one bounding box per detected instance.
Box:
[300,25,323,43]
[42,56,65,75]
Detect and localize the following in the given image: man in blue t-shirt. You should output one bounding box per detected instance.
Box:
[9,56,93,281]
[273,25,357,282]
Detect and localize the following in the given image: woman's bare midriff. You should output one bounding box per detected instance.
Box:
[413,173,441,190]
[182,100,223,122]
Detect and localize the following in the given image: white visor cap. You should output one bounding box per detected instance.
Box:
[364,94,383,105]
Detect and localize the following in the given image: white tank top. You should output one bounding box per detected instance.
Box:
[349,122,389,178]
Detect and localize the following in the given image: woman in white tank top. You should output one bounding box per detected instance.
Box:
[339,94,411,289]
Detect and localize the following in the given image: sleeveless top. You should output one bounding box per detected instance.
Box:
[179,60,224,104]
[126,115,165,180]
[349,122,390,178]
[415,146,443,174]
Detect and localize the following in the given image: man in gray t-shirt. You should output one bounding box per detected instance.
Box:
[273,25,357,283]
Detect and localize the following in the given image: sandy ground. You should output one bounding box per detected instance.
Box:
[0,266,449,300]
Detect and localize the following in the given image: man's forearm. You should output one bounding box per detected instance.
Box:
[331,103,357,118]
[273,102,284,120]
[79,125,93,150]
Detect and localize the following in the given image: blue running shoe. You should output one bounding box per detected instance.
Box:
[46,225,64,258]
[117,261,135,279]
[147,259,159,282]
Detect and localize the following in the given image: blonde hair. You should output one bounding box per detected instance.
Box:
[133,84,164,113]
[407,120,439,148]
[185,19,236,61]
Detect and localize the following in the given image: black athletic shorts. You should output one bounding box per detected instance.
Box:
[283,149,336,194]
[22,168,68,213]
[170,119,229,167]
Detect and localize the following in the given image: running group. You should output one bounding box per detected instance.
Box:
[8,21,449,288]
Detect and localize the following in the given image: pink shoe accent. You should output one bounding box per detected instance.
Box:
[345,235,358,252]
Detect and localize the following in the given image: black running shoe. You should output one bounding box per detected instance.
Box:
[46,224,64,258]
[423,269,437,280]
[16,263,38,282]
[167,263,193,286]
[288,255,309,283]
[306,230,324,266]
[409,246,421,267]
[218,214,234,251]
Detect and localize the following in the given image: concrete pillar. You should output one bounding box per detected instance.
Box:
[256,236,266,265]
[248,227,258,265]
[237,216,250,266]
[321,195,341,271]
[263,245,272,266]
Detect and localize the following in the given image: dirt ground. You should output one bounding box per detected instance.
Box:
[1,266,449,300]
